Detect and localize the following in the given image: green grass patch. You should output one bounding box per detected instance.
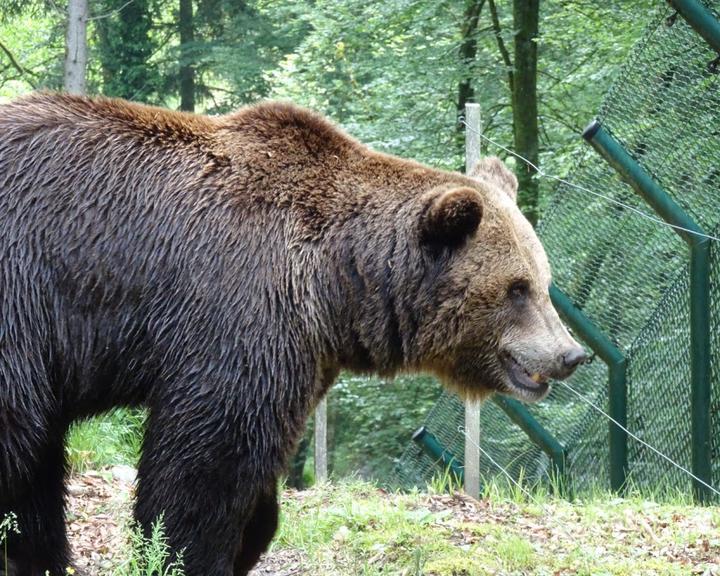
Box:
[269,480,720,576]
[48,407,720,575]
[65,409,146,473]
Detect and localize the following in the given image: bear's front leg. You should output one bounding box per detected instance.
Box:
[134,407,280,576]
[233,483,279,575]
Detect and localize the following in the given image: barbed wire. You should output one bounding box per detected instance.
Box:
[458,118,720,243]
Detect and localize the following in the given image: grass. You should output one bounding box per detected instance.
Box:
[0,511,183,576]
[65,409,146,474]
[1,512,19,575]
[58,413,720,575]
[270,479,720,575]
[115,518,184,576]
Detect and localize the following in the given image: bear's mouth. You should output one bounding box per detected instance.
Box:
[500,354,550,401]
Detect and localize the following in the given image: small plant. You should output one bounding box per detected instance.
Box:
[116,516,184,576]
[1,512,20,575]
[411,547,427,576]
[427,464,463,494]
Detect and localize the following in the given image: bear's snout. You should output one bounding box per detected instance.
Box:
[558,346,587,378]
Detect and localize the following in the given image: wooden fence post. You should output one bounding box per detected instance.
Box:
[314,397,328,482]
[463,103,482,499]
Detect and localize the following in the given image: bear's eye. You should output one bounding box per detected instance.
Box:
[508,280,530,301]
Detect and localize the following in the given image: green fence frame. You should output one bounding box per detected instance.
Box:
[408,2,720,496]
[501,0,719,501]
[668,0,720,52]
[491,396,569,488]
[549,285,628,492]
[412,426,465,482]
[582,121,712,502]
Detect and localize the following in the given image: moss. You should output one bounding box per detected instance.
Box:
[424,554,489,576]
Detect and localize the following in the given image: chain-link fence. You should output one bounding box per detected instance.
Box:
[397,1,720,499]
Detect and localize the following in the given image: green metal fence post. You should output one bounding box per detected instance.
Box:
[668,0,720,53]
[491,396,569,491]
[582,120,712,503]
[549,285,628,492]
[411,426,465,483]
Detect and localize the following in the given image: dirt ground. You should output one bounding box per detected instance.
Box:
[66,470,301,575]
[66,471,720,576]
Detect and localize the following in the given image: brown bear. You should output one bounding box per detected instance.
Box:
[0,93,585,576]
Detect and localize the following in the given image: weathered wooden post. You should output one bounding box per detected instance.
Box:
[314,397,328,482]
[64,0,88,95]
[463,102,482,499]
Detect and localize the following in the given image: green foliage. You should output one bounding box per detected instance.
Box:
[94,0,163,102]
[65,409,146,474]
[0,1,656,166]
[116,517,185,576]
[190,0,309,112]
[1,512,20,576]
[0,8,64,98]
[326,374,441,481]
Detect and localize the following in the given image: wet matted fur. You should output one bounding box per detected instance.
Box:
[0,93,583,575]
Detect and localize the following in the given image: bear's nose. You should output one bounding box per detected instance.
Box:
[561,347,587,372]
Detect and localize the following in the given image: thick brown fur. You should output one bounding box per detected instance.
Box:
[0,93,583,576]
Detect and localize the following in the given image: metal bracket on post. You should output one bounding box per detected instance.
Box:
[582,120,712,503]
[549,285,628,493]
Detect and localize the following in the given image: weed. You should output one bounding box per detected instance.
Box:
[427,465,463,495]
[116,517,184,576]
[1,513,19,575]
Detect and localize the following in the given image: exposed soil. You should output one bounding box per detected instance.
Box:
[66,470,302,575]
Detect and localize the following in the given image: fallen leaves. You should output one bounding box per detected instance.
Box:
[66,470,134,574]
[65,475,720,576]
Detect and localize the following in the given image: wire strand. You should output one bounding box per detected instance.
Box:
[87,0,137,21]
[458,425,542,505]
[459,119,720,243]
[555,380,720,498]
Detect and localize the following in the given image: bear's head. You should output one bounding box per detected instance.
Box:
[414,157,585,402]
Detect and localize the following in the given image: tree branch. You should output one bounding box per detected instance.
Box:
[0,39,37,88]
[487,0,513,93]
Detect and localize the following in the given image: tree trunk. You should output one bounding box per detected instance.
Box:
[457,0,485,169]
[64,0,88,94]
[457,0,485,117]
[179,0,196,112]
[512,0,540,226]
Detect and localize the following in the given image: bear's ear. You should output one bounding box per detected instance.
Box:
[469,157,518,202]
[420,187,483,246]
